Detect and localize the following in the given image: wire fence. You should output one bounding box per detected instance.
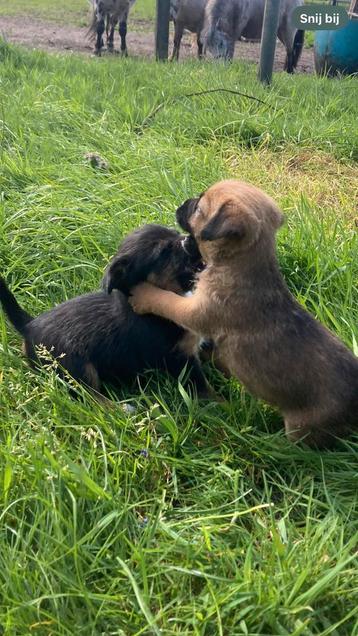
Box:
[306,0,351,5]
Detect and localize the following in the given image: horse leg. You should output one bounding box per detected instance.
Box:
[278,25,294,73]
[285,50,294,73]
[226,38,236,61]
[105,13,110,43]
[171,22,183,61]
[225,14,247,61]
[94,2,105,56]
[119,19,128,57]
[292,29,305,70]
[197,32,203,59]
[278,21,303,73]
[107,16,116,52]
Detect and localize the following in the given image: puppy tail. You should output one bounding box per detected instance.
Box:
[0,276,33,334]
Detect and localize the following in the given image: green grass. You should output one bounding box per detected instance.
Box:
[0,42,358,635]
[0,0,155,26]
[0,0,91,27]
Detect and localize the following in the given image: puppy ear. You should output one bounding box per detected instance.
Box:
[271,205,285,230]
[200,201,261,244]
[102,256,129,294]
[102,240,172,295]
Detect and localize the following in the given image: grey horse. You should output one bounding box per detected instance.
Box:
[203,0,305,72]
[170,0,208,60]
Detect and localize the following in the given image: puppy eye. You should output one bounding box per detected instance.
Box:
[194,205,203,217]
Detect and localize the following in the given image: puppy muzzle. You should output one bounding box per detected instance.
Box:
[176,198,199,234]
[181,235,204,272]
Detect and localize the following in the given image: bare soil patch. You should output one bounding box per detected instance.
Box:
[0,14,314,72]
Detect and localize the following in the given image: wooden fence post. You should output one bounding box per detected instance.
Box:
[156,0,170,61]
[258,0,281,84]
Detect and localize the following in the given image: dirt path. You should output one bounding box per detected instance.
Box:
[0,14,314,72]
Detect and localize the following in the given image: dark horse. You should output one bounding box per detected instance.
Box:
[88,0,136,56]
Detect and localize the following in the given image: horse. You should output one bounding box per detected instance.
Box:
[203,0,305,72]
[170,0,208,60]
[88,0,136,56]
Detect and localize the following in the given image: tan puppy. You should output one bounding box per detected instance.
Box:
[130,180,358,448]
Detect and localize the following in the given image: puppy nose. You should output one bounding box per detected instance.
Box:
[101,270,112,294]
[176,199,193,232]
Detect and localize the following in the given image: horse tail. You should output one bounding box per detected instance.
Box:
[87,1,98,40]
[292,29,304,68]
[170,0,179,22]
[0,277,33,335]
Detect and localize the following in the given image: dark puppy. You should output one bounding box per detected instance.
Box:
[0,224,209,398]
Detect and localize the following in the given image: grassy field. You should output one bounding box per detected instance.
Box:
[0,0,334,39]
[0,0,155,26]
[0,0,331,48]
[0,39,358,635]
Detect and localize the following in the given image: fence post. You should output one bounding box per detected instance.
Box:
[156,0,170,61]
[258,0,281,84]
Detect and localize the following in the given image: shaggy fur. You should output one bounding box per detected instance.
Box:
[88,0,136,56]
[170,0,208,60]
[130,181,358,448]
[203,0,304,72]
[0,224,209,398]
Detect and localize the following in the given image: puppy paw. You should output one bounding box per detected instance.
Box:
[129,282,158,314]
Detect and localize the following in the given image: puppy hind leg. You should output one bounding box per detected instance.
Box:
[22,340,38,369]
[185,356,214,399]
[198,340,231,379]
[83,362,101,392]
[81,361,115,406]
[21,345,112,406]
[284,414,336,449]
[60,357,107,403]
[77,361,129,409]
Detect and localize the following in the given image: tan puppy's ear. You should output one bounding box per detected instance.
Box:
[270,204,285,230]
[200,201,260,243]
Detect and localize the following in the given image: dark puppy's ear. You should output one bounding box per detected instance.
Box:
[102,239,173,295]
[200,201,260,243]
[102,256,129,294]
[176,197,200,233]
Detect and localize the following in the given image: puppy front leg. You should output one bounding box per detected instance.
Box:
[130,282,204,334]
